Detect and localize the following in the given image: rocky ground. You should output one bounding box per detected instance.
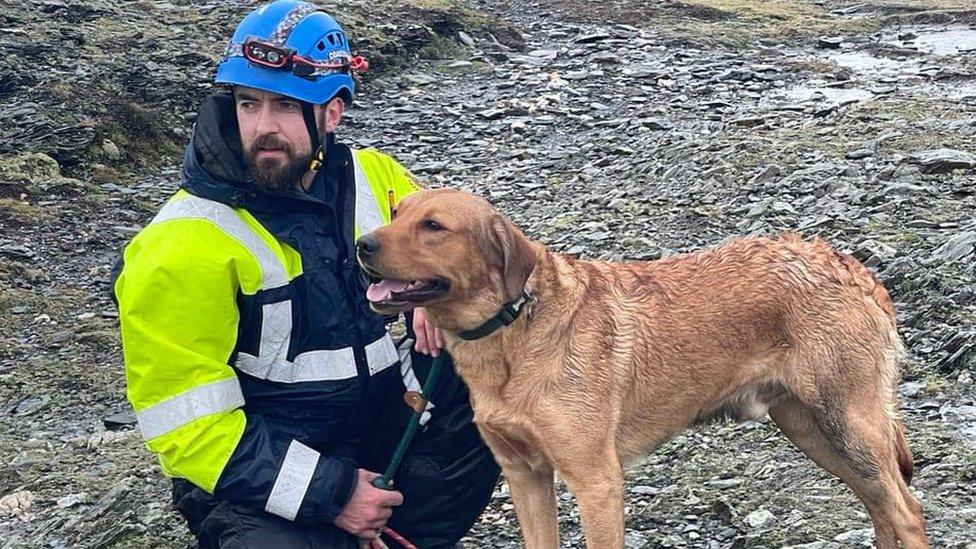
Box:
[1,0,974,547]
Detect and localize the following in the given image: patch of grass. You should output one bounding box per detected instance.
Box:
[0,263,47,293]
[552,212,581,230]
[108,534,171,549]
[90,164,137,187]
[693,204,726,220]
[92,101,184,171]
[0,198,48,224]
[865,217,894,233]
[710,123,849,175]
[660,0,877,46]
[584,0,975,47]
[345,0,522,75]
[418,34,460,60]
[883,231,923,246]
[865,0,974,9]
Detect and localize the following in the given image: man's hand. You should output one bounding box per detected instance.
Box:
[334,469,403,540]
[412,308,444,357]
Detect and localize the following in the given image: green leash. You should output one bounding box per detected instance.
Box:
[372,352,447,490]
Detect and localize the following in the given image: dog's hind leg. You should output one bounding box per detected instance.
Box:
[769,397,927,549]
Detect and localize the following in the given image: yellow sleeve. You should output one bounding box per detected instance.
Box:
[115,218,251,492]
[354,148,423,224]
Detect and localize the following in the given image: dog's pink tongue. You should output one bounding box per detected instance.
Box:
[366,279,411,302]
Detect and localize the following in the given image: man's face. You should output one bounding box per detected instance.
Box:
[235,86,314,194]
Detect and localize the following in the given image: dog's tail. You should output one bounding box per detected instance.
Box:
[893,418,914,484]
[840,240,914,485]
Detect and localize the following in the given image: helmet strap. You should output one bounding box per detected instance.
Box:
[301,101,320,152]
[302,100,328,172]
[312,132,336,170]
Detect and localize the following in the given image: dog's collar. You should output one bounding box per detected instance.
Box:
[457,290,533,341]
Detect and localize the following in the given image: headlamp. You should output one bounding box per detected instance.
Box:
[241,38,369,77]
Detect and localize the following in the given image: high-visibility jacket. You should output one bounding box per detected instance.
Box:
[114,97,421,525]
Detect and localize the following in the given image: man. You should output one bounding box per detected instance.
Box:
[113,1,499,547]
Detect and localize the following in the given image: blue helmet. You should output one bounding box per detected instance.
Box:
[215,0,366,104]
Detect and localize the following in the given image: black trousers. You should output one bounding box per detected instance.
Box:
[173,351,500,549]
[173,482,359,549]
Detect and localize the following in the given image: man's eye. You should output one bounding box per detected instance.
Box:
[423,219,444,231]
[280,102,301,111]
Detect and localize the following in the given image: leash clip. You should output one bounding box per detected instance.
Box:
[403,391,427,413]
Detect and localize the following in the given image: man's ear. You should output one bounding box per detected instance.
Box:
[320,97,345,133]
[483,214,537,302]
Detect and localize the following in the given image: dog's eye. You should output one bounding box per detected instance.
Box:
[422,219,444,232]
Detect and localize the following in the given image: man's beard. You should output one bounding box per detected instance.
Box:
[243,134,311,195]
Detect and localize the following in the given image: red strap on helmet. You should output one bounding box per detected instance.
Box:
[348,55,369,73]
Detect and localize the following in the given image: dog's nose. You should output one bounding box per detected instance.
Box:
[356,233,380,258]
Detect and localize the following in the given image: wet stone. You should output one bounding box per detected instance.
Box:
[457,31,475,47]
[833,528,874,544]
[846,148,874,160]
[13,395,51,416]
[818,36,844,49]
[928,231,976,264]
[103,413,138,431]
[908,148,976,174]
[743,508,776,529]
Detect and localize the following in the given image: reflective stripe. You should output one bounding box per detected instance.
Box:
[155,189,397,384]
[353,157,386,237]
[135,378,245,440]
[237,332,397,383]
[266,440,319,521]
[270,2,319,45]
[397,339,433,426]
[152,196,288,290]
[366,334,398,376]
[237,300,294,379]
[238,346,357,382]
[292,349,357,380]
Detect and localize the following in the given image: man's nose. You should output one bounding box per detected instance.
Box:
[356,233,381,258]
[255,103,279,134]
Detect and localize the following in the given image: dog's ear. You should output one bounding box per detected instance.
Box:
[484,214,538,302]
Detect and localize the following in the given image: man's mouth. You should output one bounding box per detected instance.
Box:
[365,278,450,306]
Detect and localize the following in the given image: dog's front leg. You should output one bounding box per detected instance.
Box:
[476,424,559,548]
[504,464,559,549]
[559,453,625,548]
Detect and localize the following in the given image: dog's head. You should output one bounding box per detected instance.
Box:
[356,188,539,331]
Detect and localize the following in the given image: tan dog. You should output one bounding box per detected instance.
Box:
[356,188,927,548]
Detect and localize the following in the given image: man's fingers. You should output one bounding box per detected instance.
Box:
[373,488,403,507]
[360,470,380,482]
[425,321,439,357]
[371,507,393,524]
[413,313,429,354]
[382,489,404,507]
[434,327,444,350]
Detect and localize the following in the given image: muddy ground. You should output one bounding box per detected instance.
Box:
[1,0,974,547]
